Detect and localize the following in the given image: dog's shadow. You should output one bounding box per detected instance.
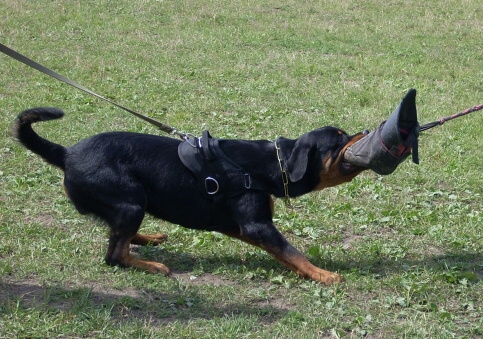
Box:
[2,250,481,333]
[1,273,288,330]
[1,244,295,330]
[137,242,483,283]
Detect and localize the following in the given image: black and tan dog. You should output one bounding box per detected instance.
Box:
[14,107,367,284]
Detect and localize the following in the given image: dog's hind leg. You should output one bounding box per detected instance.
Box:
[106,233,170,274]
[64,177,170,274]
[103,204,170,275]
[105,232,171,275]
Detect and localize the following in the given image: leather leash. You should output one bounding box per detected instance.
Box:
[0,42,188,139]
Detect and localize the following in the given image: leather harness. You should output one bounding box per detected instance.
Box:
[178,130,268,201]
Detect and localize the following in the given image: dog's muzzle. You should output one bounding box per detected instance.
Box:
[344,89,420,175]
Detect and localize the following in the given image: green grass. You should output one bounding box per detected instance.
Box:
[1,0,482,337]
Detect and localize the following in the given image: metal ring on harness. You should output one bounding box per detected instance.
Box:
[205,177,220,195]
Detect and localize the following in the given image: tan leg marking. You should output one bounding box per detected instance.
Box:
[263,244,343,285]
[130,233,168,246]
[115,240,170,275]
[224,229,343,285]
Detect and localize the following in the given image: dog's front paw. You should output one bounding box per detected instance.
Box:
[322,272,344,285]
[307,268,344,285]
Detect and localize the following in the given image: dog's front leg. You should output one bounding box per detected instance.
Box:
[223,222,342,285]
[265,241,343,285]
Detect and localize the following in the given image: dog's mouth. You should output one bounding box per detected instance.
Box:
[340,157,363,175]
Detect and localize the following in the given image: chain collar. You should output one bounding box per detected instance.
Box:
[274,140,291,207]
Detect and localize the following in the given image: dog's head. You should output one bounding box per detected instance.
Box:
[286,127,368,190]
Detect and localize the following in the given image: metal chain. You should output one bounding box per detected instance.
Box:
[274,140,291,207]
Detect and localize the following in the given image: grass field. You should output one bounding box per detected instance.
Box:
[1,0,482,338]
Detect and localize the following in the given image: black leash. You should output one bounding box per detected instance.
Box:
[0,42,188,139]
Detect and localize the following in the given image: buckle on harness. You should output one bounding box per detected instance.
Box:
[243,173,251,189]
[205,177,220,195]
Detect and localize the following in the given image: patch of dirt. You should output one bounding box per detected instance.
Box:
[33,214,55,227]
[421,244,445,257]
[172,273,295,312]
[172,272,237,286]
[22,213,57,228]
[0,278,144,311]
[0,278,44,305]
[341,234,365,249]
[253,296,295,312]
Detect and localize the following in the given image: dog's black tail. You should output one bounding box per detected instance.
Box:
[13,107,67,170]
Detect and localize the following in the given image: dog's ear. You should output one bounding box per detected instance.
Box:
[286,135,313,182]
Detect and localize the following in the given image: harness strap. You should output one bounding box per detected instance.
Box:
[201,130,216,160]
[178,131,268,200]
